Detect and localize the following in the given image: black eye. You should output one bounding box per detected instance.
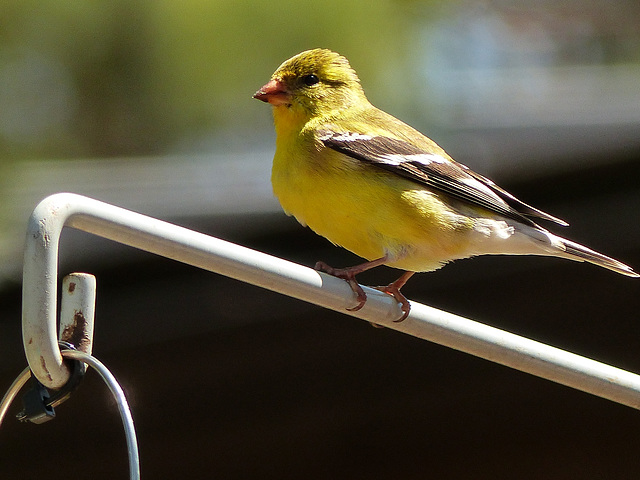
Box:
[302,74,319,86]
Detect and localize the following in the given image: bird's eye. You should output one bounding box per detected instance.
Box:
[302,74,320,86]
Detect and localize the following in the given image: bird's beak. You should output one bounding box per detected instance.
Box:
[253,79,290,106]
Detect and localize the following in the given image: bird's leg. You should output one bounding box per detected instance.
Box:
[374,271,415,322]
[315,256,389,311]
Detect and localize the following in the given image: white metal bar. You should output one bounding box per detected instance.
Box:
[22,193,640,409]
[59,274,96,355]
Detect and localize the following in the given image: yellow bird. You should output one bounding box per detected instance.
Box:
[254,48,638,321]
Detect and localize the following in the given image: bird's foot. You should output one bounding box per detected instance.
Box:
[314,261,367,311]
[374,283,411,322]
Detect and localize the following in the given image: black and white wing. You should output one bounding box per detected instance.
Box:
[320,131,567,228]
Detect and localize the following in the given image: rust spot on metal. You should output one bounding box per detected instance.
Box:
[60,310,91,353]
[68,282,76,293]
[39,356,53,383]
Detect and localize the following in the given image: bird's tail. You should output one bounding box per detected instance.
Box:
[550,234,639,277]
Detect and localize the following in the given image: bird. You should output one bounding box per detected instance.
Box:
[253,48,638,322]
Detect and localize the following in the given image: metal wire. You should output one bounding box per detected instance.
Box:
[0,366,31,428]
[62,349,140,480]
[0,352,140,480]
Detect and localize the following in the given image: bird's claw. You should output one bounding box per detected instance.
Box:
[315,261,411,320]
[315,261,367,311]
[373,284,411,322]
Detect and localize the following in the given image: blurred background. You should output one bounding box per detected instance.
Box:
[1,0,640,478]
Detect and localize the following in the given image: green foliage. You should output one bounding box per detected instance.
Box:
[0,0,410,159]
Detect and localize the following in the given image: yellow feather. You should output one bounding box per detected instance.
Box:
[254,48,638,282]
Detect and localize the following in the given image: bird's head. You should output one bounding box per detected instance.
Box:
[253,49,367,119]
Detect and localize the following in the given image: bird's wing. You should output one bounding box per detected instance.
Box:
[319,131,567,227]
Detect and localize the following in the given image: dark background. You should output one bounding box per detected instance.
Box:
[2,153,640,479]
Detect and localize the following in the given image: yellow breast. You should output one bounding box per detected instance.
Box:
[271,136,473,271]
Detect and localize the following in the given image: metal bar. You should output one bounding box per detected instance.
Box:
[22,193,640,409]
[59,274,96,355]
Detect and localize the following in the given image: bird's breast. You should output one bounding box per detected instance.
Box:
[270,144,475,270]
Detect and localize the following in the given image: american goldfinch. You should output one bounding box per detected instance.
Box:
[254,48,638,321]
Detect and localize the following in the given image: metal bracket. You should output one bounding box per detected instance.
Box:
[21,193,640,409]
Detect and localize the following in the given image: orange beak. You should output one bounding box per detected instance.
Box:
[253,79,290,106]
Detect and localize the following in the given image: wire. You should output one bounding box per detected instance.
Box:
[0,366,31,427]
[62,349,140,480]
[0,351,140,480]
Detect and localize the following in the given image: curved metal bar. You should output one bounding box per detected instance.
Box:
[22,193,640,409]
